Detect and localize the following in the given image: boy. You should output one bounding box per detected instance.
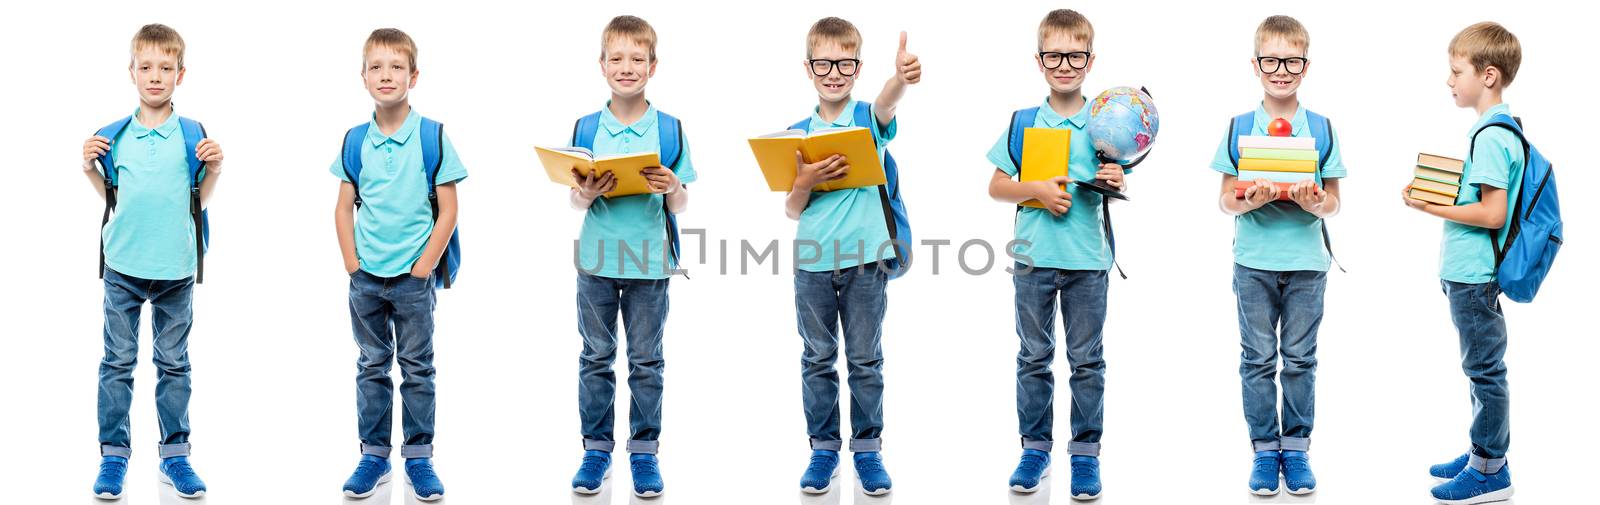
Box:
[1210,15,1344,497]
[987,9,1126,500]
[567,15,695,499]
[789,16,920,496]
[1402,21,1524,505]
[80,23,223,500]
[334,28,464,502]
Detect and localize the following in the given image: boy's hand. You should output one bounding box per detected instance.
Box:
[573,169,616,200]
[345,259,361,275]
[409,260,431,280]
[1288,180,1325,210]
[196,139,224,174]
[82,135,111,171]
[643,167,681,195]
[1241,179,1278,209]
[896,32,922,85]
[1401,185,1431,210]
[1095,162,1124,189]
[795,152,848,190]
[1029,176,1074,217]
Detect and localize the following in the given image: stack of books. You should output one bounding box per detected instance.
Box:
[1233,135,1317,200]
[1408,153,1465,205]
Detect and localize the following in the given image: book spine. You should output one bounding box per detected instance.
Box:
[1233,181,1296,201]
[1237,170,1314,184]
[1238,158,1316,173]
[1240,148,1318,161]
[1237,136,1317,150]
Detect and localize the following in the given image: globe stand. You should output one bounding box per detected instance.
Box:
[1079,152,1134,201]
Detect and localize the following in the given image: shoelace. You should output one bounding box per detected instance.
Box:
[408,463,439,482]
[856,458,885,474]
[98,460,127,480]
[354,459,384,476]
[631,459,660,477]
[165,461,197,480]
[579,456,608,474]
[807,454,836,473]
[1016,455,1046,474]
[1070,461,1096,479]
[1283,457,1311,474]
[1253,456,1279,472]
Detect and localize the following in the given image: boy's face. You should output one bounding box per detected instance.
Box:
[601,37,655,99]
[362,45,417,108]
[1037,33,1093,95]
[1447,54,1489,108]
[1254,37,1307,100]
[806,41,858,104]
[128,48,184,108]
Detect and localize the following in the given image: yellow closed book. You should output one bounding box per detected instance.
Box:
[1237,158,1316,173]
[536,146,661,198]
[1020,128,1070,209]
[748,127,886,192]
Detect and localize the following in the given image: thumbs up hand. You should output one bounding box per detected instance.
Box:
[897,31,921,84]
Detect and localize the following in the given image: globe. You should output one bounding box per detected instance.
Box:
[1085,87,1160,166]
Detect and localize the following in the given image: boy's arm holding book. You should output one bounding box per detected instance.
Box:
[1402,184,1507,229]
[644,167,688,213]
[410,183,457,279]
[335,182,360,274]
[1220,174,1278,216]
[569,170,616,210]
[785,152,849,220]
[1290,178,1339,218]
[989,169,1073,217]
[872,32,920,130]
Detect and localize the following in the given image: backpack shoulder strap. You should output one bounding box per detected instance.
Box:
[853,101,875,130]
[177,117,206,186]
[1304,110,1334,171]
[419,117,444,189]
[1007,107,1041,170]
[571,111,602,150]
[1469,114,1530,262]
[789,116,812,132]
[95,116,135,186]
[656,111,684,170]
[1226,112,1254,168]
[341,123,370,187]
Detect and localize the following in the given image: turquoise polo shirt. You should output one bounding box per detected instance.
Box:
[795,100,897,272]
[329,109,468,278]
[1208,105,1347,272]
[101,109,206,281]
[575,104,698,279]
[985,97,1115,271]
[1440,103,1524,284]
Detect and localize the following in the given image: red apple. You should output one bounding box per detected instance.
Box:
[1268,118,1292,137]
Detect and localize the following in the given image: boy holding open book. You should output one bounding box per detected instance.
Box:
[563,15,695,499]
[1208,15,1345,496]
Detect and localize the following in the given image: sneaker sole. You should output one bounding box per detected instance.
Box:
[158,472,206,498]
[573,466,612,495]
[801,467,841,495]
[1287,485,1315,495]
[1438,485,1515,505]
[635,489,663,498]
[1009,466,1051,493]
[94,490,123,500]
[1071,490,1102,501]
[343,471,392,498]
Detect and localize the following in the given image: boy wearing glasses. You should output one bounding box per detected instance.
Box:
[1208,15,1345,496]
[986,9,1125,500]
[789,16,920,497]
[567,15,696,499]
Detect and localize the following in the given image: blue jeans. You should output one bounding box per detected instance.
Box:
[98,268,195,459]
[577,272,670,454]
[1013,265,1107,456]
[349,270,437,459]
[1443,280,1510,463]
[796,263,888,452]
[1233,264,1324,452]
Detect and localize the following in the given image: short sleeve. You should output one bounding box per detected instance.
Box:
[986,129,1019,177]
[436,132,468,184]
[1466,128,1520,190]
[673,137,697,184]
[1319,125,1347,179]
[1209,129,1238,176]
[330,155,352,182]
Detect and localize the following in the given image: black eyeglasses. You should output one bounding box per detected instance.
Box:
[1038,51,1091,70]
[1256,56,1309,75]
[809,58,860,77]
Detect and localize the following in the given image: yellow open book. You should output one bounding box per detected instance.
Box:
[748,127,886,192]
[536,146,661,198]
[1020,128,1070,209]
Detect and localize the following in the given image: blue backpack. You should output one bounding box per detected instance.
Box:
[792,102,914,280]
[570,110,688,273]
[340,117,462,289]
[1005,106,1144,278]
[1226,110,1345,272]
[94,115,210,283]
[1469,115,1563,303]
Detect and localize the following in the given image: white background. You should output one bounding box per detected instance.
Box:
[2,1,1594,504]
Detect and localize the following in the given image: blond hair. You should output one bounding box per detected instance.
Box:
[1450,22,1521,88]
[806,17,861,58]
[601,15,658,61]
[1255,15,1309,54]
[130,24,185,68]
[1038,9,1094,52]
[364,28,418,70]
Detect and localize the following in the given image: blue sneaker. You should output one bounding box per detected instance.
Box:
[342,454,392,498]
[853,452,892,496]
[404,458,444,502]
[1281,450,1316,495]
[1432,465,1514,505]
[572,450,611,495]
[1431,452,1471,479]
[1068,455,1101,500]
[159,456,207,498]
[1249,450,1281,496]
[1009,449,1051,493]
[93,455,128,499]
[630,454,664,497]
[800,450,840,494]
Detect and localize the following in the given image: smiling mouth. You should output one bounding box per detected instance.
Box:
[1271,79,1293,86]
